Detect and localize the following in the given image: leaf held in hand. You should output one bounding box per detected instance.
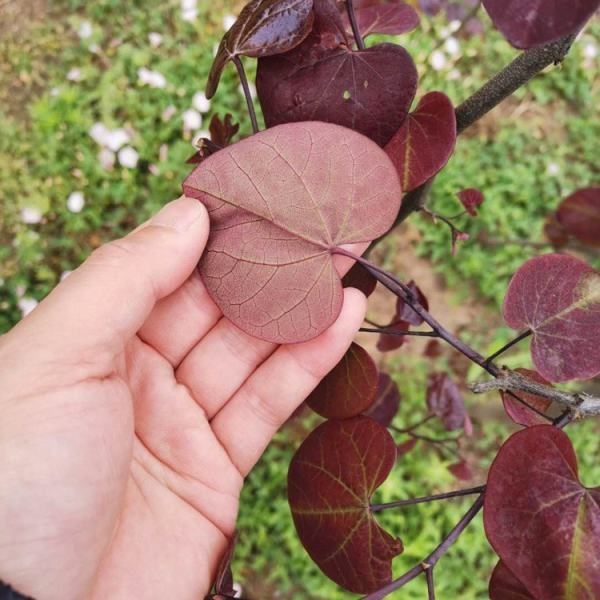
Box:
[342,262,377,297]
[363,372,401,426]
[339,0,420,38]
[500,368,552,427]
[256,0,418,147]
[489,561,534,600]
[206,0,315,98]
[288,417,402,593]
[384,91,457,192]
[484,425,600,599]
[183,121,402,344]
[503,254,600,382]
[307,342,379,419]
[426,372,466,431]
[556,187,600,248]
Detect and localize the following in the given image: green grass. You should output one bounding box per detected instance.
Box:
[1,2,599,598]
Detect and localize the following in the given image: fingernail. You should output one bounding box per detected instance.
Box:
[150,196,205,232]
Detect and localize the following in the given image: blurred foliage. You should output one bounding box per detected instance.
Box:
[0,1,599,598]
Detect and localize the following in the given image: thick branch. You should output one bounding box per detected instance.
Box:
[470,369,600,418]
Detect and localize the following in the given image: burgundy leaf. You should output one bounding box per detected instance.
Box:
[503,254,600,382]
[451,229,470,256]
[394,280,428,326]
[397,437,418,455]
[484,425,600,599]
[376,319,411,352]
[500,368,552,427]
[339,0,420,38]
[288,417,403,593]
[362,372,401,427]
[206,0,315,98]
[385,91,457,192]
[183,121,402,344]
[214,533,238,595]
[556,187,600,248]
[342,262,377,297]
[481,0,600,49]
[489,561,535,600]
[448,460,473,481]
[457,188,484,216]
[186,114,240,164]
[256,0,418,147]
[426,372,466,431]
[307,342,379,419]
[543,213,569,248]
[424,339,442,358]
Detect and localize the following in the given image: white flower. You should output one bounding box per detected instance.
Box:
[430,50,448,71]
[137,67,167,89]
[98,148,116,170]
[104,128,130,152]
[449,20,461,33]
[89,43,100,53]
[583,42,597,59]
[444,37,460,57]
[60,270,72,282]
[547,162,561,176]
[192,130,211,147]
[50,87,60,97]
[238,81,257,100]
[67,68,82,81]
[182,108,203,131]
[89,122,109,145]
[447,69,460,80]
[67,191,85,213]
[77,20,93,39]
[18,297,38,317]
[148,32,163,47]
[161,105,177,121]
[181,0,197,21]
[15,285,26,297]
[223,14,237,31]
[118,146,139,168]
[20,207,42,224]
[232,583,243,598]
[192,91,211,113]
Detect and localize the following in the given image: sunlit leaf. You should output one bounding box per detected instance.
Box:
[556,187,600,248]
[307,342,379,419]
[500,368,552,427]
[489,561,534,600]
[363,372,401,426]
[342,263,377,297]
[339,0,420,38]
[484,426,600,599]
[183,121,402,343]
[206,0,315,98]
[257,0,418,147]
[426,372,466,431]
[384,91,456,192]
[503,254,600,382]
[481,0,600,49]
[457,188,484,216]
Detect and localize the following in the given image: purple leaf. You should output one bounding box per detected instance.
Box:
[556,187,600,248]
[376,319,411,352]
[489,561,534,600]
[339,0,420,38]
[363,372,401,426]
[394,280,428,326]
[342,262,378,297]
[500,368,552,428]
[457,188,484,216]
[448,460,473,481]
[426,372,466,431]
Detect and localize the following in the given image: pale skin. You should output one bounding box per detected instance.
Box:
[0,197,366,600]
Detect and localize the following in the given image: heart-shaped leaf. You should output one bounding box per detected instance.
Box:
[448,460,473,481]
[339,0,420,38]
[206,0,315,98]
[481,0,600,49]
[426,372,466,431]
[256,0,418,147]
[363,372,401,426]
[342,262,377,297]
[489,561,534,600]
[457,188,484,216]
[556,187,600,248]
[503,254,600,382]
[306,342,379,419]
[500,368,552,428]
[376,320,410,352]
[484,425,600,599]
[183,121,402,344]
[385,91,457,192]
[288,416,402,593]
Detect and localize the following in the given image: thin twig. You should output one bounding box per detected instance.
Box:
[360,326,439,338]
[345,0,365,50]
[392,414,435,433]
[370,485,485,512]
[484,329,532,363]
[426,566,436,600]
[232,55,258,134]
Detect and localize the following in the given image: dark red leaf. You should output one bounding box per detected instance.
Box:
[556,187,600,248]
[418,0,441,15]
[481,0,600,49]
[183,121,402,344]
[543,213,569,248]
[394,280,428,326]
[489,561,535,600]
[256,0,418,147]
[307,342,379,419]
[500,368,552,427]
[288,417,403,593]
[396,437,418,455]
[376,319,411,352]
[457,188,484,216]
[384,91,457,192]
[362,372,401,426]
[424,339,442,358]
[214,533,238,595]
[426,372,466,431]
[206,0,315,98]
[339,0,420,38]
[342,262,377,297]
[503,254,600,382]
[484,425,600,599]
[448,460,473,481]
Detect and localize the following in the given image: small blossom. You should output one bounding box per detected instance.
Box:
[138,67,167,89]
[20,207,43,224]
[88,43,100,53]
[77,20,93,39]
[223,14,237,30]
[583,42,597,59]
[148,32,163,47]
[547,162,561,176]
[430,50,448,71]
[98,148,116,170]
[67,191,85,213]
[232,583,243,598]
[181,0,198,21]
[191,130,211,147]
[161,105,177,121]
[182,108,203,131]
[448,19,461,33]
[18,297,38,317]
[67,68,82,81]
[105,128,130,152]
[50,87,60,97]
[192,91,211,113]
[444,36,460,57]
[118,146,139,169]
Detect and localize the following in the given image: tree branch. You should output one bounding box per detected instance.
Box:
[370,485,485,512]
[469,369,600,418]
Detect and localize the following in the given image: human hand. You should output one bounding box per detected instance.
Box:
[0,197,366,600]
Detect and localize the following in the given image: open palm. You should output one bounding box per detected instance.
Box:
[0,198,365,600]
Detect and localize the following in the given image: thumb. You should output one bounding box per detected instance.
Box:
[4,196,209,371]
